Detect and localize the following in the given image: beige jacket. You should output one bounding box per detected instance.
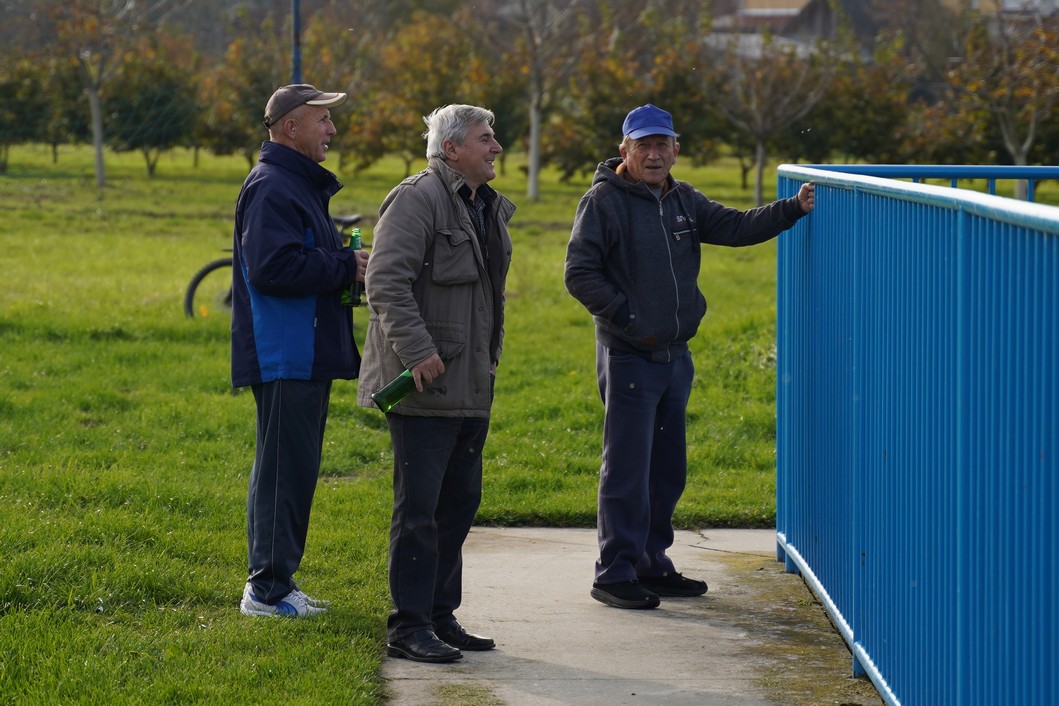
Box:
[357,158,515,417]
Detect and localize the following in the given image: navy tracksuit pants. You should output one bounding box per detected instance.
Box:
[246,379,331,603]
[594,342,694,584]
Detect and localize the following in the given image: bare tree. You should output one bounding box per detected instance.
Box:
[705,32,832,205]
[488,0,584,200]
[48,0,191,189]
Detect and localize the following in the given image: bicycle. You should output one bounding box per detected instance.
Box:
[184,214,364,318]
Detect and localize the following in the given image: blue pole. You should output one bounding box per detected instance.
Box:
[291,0,302,84]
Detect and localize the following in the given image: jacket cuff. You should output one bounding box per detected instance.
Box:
[783,196,805,221]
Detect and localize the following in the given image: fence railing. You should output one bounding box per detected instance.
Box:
[774,165,1059,706]
[801,164,1059,202]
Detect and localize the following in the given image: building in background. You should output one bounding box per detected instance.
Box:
[711,0,812,32]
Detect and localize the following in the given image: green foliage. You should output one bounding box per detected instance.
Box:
[107,41,199,176]
[40,56,92,151]
[6,0,1059,189]
[12,144,1057,701]
[0,59,56,172]
[195,16,287,168]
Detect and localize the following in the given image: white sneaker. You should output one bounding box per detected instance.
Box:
[289,587,330,609]
[240,583,327,618]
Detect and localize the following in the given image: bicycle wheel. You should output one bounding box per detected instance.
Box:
[184,258,234,318]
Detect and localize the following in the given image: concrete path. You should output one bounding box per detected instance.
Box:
[381,528,883,706]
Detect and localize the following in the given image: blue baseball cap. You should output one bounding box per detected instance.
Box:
[622,104,677,140]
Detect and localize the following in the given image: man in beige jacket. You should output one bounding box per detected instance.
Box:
[357,104,514,663]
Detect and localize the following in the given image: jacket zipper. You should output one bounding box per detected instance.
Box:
[658,198,680,362]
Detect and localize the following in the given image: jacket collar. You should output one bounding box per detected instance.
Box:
[428,156,469,194]
[613,158,674,197]
[428,156,515,221]
[259,141,342,197]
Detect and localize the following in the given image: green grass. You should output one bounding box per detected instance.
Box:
[0,143,814,702]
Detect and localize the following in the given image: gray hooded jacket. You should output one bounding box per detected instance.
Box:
[565,157,805,362]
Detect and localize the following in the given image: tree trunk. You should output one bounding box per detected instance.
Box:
[1011,152,1030,200]
[144,148,158,177]
[754,139,766,206]
[527,93,541,202]
[740,157,752,190]
[87,86,106,189]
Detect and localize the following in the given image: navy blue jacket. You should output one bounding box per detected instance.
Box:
[231,141,360,388]
[566,157,806,363]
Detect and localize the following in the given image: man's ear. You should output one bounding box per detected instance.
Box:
[442,138,458,160]
[282,116,299,139]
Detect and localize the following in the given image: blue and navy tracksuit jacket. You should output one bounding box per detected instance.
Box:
[231,141,360,388]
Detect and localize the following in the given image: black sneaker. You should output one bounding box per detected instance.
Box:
[590,580,660,609]
[637,572,708,597]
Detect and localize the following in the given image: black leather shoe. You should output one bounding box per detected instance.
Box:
[590,580,660,609]
[435,619,495,651]
[637,572,708,597]
[386,629,463,663]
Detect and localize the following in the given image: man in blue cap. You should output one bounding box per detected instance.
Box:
[565,104,815,609]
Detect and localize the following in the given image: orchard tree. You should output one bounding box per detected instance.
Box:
[299,2,387,171]
[546,37,643,180]
[545,4,722,180]
[832,35,915,163]
[489,0,585,200]
[900,98,995,166]
[0,58,49,172]
[705,32,832,205]
[1032,93,1059,165]
[778,31,915,164]
[863,0,967,102]
[947,9,1059,196]
[107,40,197,176]
[40,57,92,163]
[349,8,487,176]
[198,13,287,170]
[630,8,723,168]
[0,54,87,168]
[47,0,191,189]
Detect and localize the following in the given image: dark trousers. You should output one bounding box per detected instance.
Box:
[594,343,694,584]
[386,413,489,641]
[246,378,331,604]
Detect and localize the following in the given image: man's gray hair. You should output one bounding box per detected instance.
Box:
[423,104,496,160]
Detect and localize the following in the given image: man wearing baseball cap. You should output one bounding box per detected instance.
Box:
[262,83,348,129]
[232,83,367,618]
[565,104,815,610]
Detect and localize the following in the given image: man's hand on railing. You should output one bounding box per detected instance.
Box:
[797,182,815,214]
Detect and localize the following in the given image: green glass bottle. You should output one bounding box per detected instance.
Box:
[370,369,415,413]
[370,354,447,413]
[341,227,363,307]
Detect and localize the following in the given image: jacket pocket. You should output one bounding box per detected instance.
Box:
[432,229,479,285]
[426,320,466,361]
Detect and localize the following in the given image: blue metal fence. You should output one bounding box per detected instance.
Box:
[801,164,1059,202]
[774,165,1059,706]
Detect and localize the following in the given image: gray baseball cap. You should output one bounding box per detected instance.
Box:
[263,84,347,128]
